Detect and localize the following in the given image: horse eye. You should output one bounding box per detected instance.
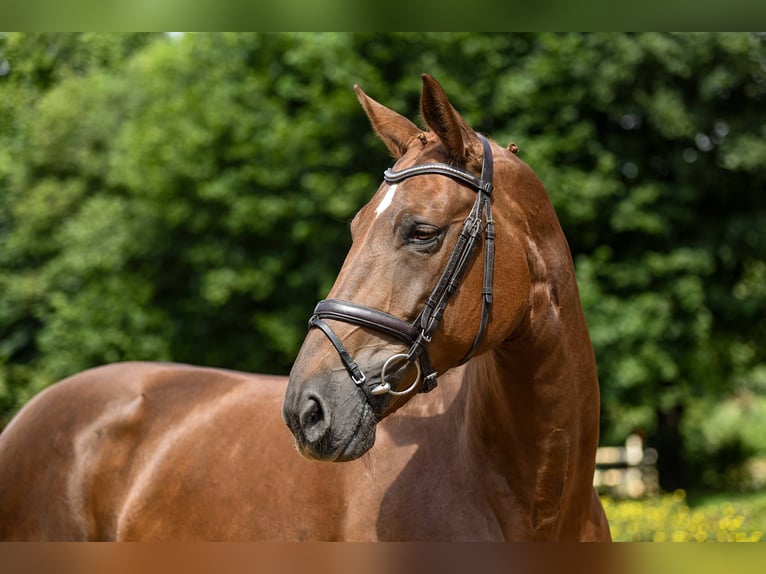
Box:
[410,225,439,242]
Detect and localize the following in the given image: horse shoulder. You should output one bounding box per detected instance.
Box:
[92,364,352,540]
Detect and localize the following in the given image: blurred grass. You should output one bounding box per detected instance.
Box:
[602,490,766,542]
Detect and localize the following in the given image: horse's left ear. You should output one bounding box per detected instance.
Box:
[420,74,478,165]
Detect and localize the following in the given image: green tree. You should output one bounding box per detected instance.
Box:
[0,32,164,416]
[493,33,766,489]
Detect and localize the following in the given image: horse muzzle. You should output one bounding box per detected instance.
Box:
[282,369,379,461]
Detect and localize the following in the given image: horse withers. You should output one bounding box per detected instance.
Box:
[0,75,610,541]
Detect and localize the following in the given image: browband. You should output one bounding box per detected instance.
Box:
[383,136,494,194]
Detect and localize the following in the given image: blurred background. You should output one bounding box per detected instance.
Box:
[1,32,765,540]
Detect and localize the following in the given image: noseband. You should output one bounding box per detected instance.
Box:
[308,134,495,402]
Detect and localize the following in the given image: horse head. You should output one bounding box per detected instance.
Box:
[283,74,538,461]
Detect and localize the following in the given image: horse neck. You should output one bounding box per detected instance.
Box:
[455,192,601,521]
[460,299,600,465]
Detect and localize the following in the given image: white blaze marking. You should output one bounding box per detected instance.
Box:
[374,184,398,218]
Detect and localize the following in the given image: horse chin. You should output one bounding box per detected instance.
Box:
[334,406,378,461]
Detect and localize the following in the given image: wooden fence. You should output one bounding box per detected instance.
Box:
[594,434,659,498]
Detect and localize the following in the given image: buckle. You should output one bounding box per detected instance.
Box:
[420,372,438,393]
[351,371,366,386]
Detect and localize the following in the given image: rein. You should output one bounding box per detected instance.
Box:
[308,134,495,403]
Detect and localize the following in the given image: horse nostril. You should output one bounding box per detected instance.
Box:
[299,397,328,445]
[301,398,322,426]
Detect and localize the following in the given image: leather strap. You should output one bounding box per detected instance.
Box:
[313,299,419,345]
[309,317,366,385]
[310,300,438,393]
[383,135,494,195]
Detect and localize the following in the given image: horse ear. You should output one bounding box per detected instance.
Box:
[354,85,423,159]
[420,74,476,165]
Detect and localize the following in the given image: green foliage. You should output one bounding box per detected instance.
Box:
[1,33,766,492]
[682,395,766,489]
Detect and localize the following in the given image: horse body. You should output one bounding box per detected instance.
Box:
[0,361,603,540]
[0,362,352,540]
[0,75,610,540]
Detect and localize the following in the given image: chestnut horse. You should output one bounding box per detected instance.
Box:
[0,75,610,541]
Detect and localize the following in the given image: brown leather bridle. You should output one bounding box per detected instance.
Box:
[308,134,495,404]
